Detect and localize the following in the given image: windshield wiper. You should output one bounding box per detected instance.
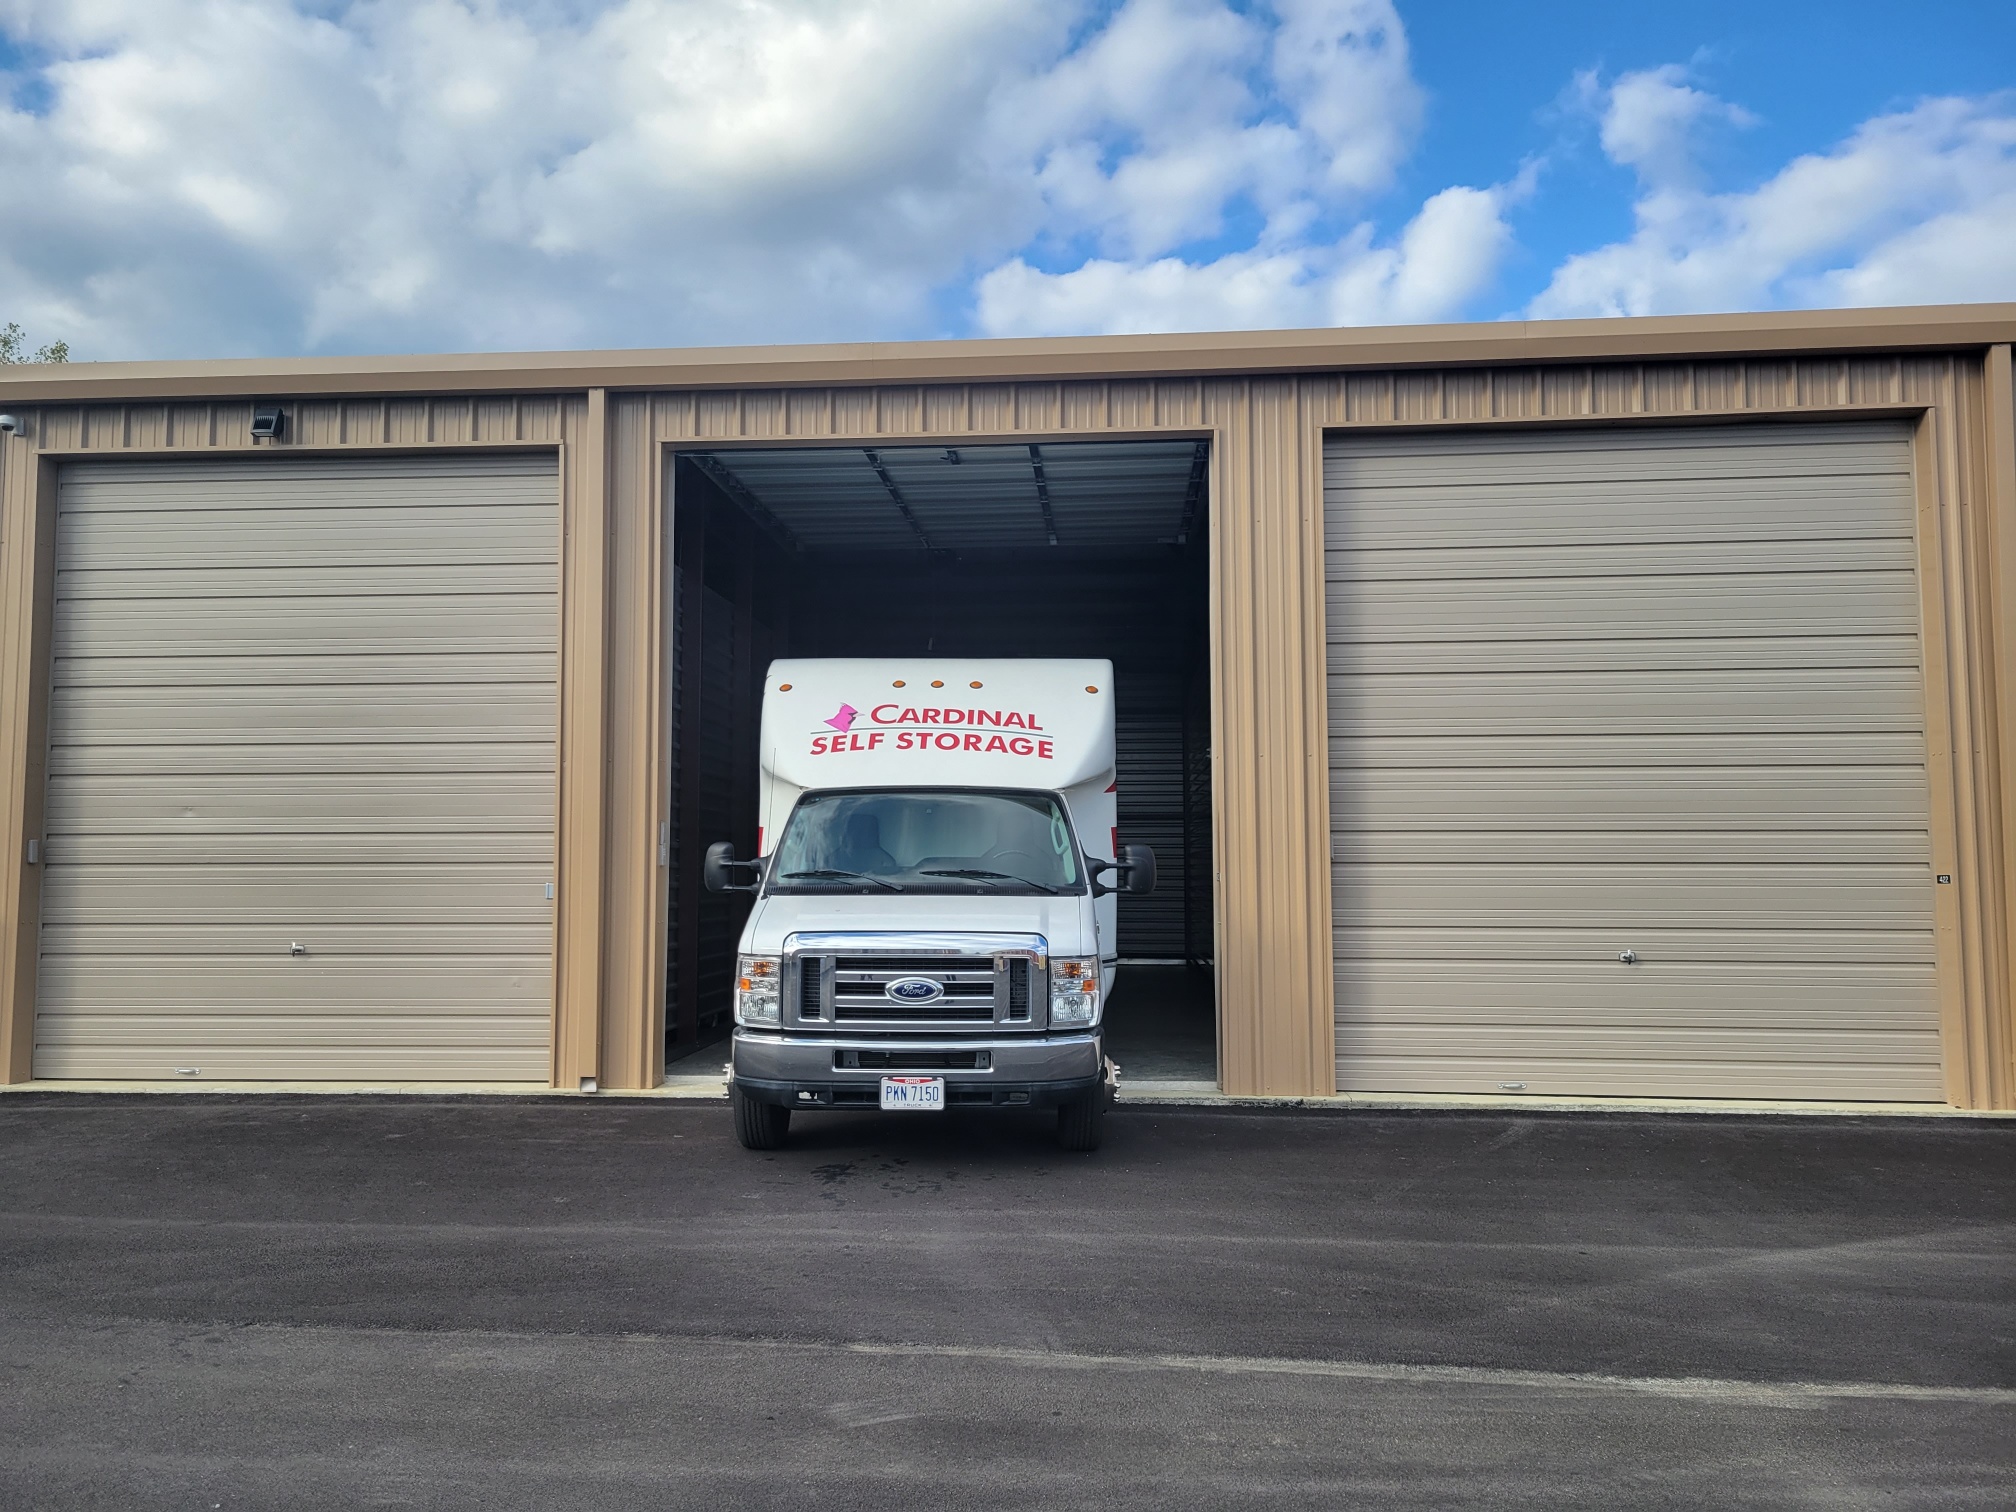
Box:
[779,868,904,892]
[918,868,1062,895]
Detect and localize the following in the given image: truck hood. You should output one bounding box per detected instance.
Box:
[741,890,1097,958]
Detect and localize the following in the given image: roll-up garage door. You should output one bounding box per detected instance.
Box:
[34,455,559,1081]
[1325,421,1941,1101]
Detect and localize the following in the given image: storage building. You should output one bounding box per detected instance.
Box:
[2,305,2012,1110]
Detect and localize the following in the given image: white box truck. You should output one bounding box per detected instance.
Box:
[705,658,1155,1151]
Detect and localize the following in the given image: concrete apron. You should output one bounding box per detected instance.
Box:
[3,1076,2013,1119]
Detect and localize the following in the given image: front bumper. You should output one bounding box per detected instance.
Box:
[732,1028,1104,1110]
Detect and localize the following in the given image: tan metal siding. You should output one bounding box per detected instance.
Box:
[4,334,2010,1103]
[1326,421,1943,1100]
[1986,346,2016,1101]
[596,392,669,1091]
[33,455,558,1080]
[551,391,610,1089]
[0,441,52,1082]
[645,380,1338,1097]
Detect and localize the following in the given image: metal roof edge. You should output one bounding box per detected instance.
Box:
[4,304,2015,403]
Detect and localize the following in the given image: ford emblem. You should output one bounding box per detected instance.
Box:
[885,976,946,1004]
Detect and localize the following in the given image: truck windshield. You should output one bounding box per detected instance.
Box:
[768,790,1083,895]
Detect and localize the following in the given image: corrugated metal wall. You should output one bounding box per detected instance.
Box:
[3,344,2008,1104]
[1182,666,1215,964]
[593,353,2009,1100]
[1114,669,1185,956]
[691,584,740,1031]
[667,462,787,1050]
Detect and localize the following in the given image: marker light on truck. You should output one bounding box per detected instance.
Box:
[1050,957,1101,1027]
[735,955,782,1027]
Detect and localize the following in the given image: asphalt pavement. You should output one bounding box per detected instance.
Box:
[1,1095,2011,1509]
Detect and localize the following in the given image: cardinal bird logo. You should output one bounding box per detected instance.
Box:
[824,703,859,733]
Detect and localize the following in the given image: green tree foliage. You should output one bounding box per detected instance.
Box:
[0,322,70,364]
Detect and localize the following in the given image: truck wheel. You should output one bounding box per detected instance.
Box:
[1056,1088,1106,1152]
[732,1084,791,1150]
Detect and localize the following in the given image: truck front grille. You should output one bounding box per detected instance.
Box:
[834,952,995,1022]
[790,951,1038,1027]
[836,999,995,1022]
[1007,958,1031,1020]
[842,1049,990,1071]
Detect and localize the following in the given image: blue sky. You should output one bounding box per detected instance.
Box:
[1398,0,2016,313]
[0,0,2010,359]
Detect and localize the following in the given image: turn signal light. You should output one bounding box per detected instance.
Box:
[735,955,781,1026]
[1050,957,1100,1027]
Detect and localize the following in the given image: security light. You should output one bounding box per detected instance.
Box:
[250,404,286,440]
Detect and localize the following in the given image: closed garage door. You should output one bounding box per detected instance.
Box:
[1325,421,1941,1101]
[35,455,559,1081]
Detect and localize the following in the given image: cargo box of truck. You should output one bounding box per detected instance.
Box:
[705,658,1155,1151]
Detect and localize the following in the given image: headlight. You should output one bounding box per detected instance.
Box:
[1049,956,1101,1027]
[735,955,781,1027]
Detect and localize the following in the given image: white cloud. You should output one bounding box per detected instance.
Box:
[971,0,1493,337]
[0,0,1451,358]
[0,0,1078,355]
[1593,63,1755,189]
[975,180,1518,335]
[1012,0,1422,261]
[1804,191,2016,307]
[1531,75,2016,318]
[1270,0,1422,197]
[976,248,1319,337]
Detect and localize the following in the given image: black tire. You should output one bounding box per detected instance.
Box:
[1056,1087,1107,1152]
[732,1084,791,1150]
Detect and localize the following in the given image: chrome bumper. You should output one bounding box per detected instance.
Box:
[732,1029,1104,1110]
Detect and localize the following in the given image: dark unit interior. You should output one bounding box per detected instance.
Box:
[665,440,1216,1072]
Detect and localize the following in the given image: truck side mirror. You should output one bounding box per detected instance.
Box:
[703,840,761,894]
[1086,844,1156,897]
[1118,843,1157,896]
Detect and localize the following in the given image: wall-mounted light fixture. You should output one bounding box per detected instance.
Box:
[0,413,24,435]
[250,404,287,441]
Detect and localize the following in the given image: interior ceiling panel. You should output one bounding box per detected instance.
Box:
[697,449,917,551]
[695,439,1202,554]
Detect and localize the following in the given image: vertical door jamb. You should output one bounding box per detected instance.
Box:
[1911,404,1981,1108]
[553,393,611,1090]
[0,452,57,1083]
[1976,347,2016,1106]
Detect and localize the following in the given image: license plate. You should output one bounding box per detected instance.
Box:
[879,1076,945,1111]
